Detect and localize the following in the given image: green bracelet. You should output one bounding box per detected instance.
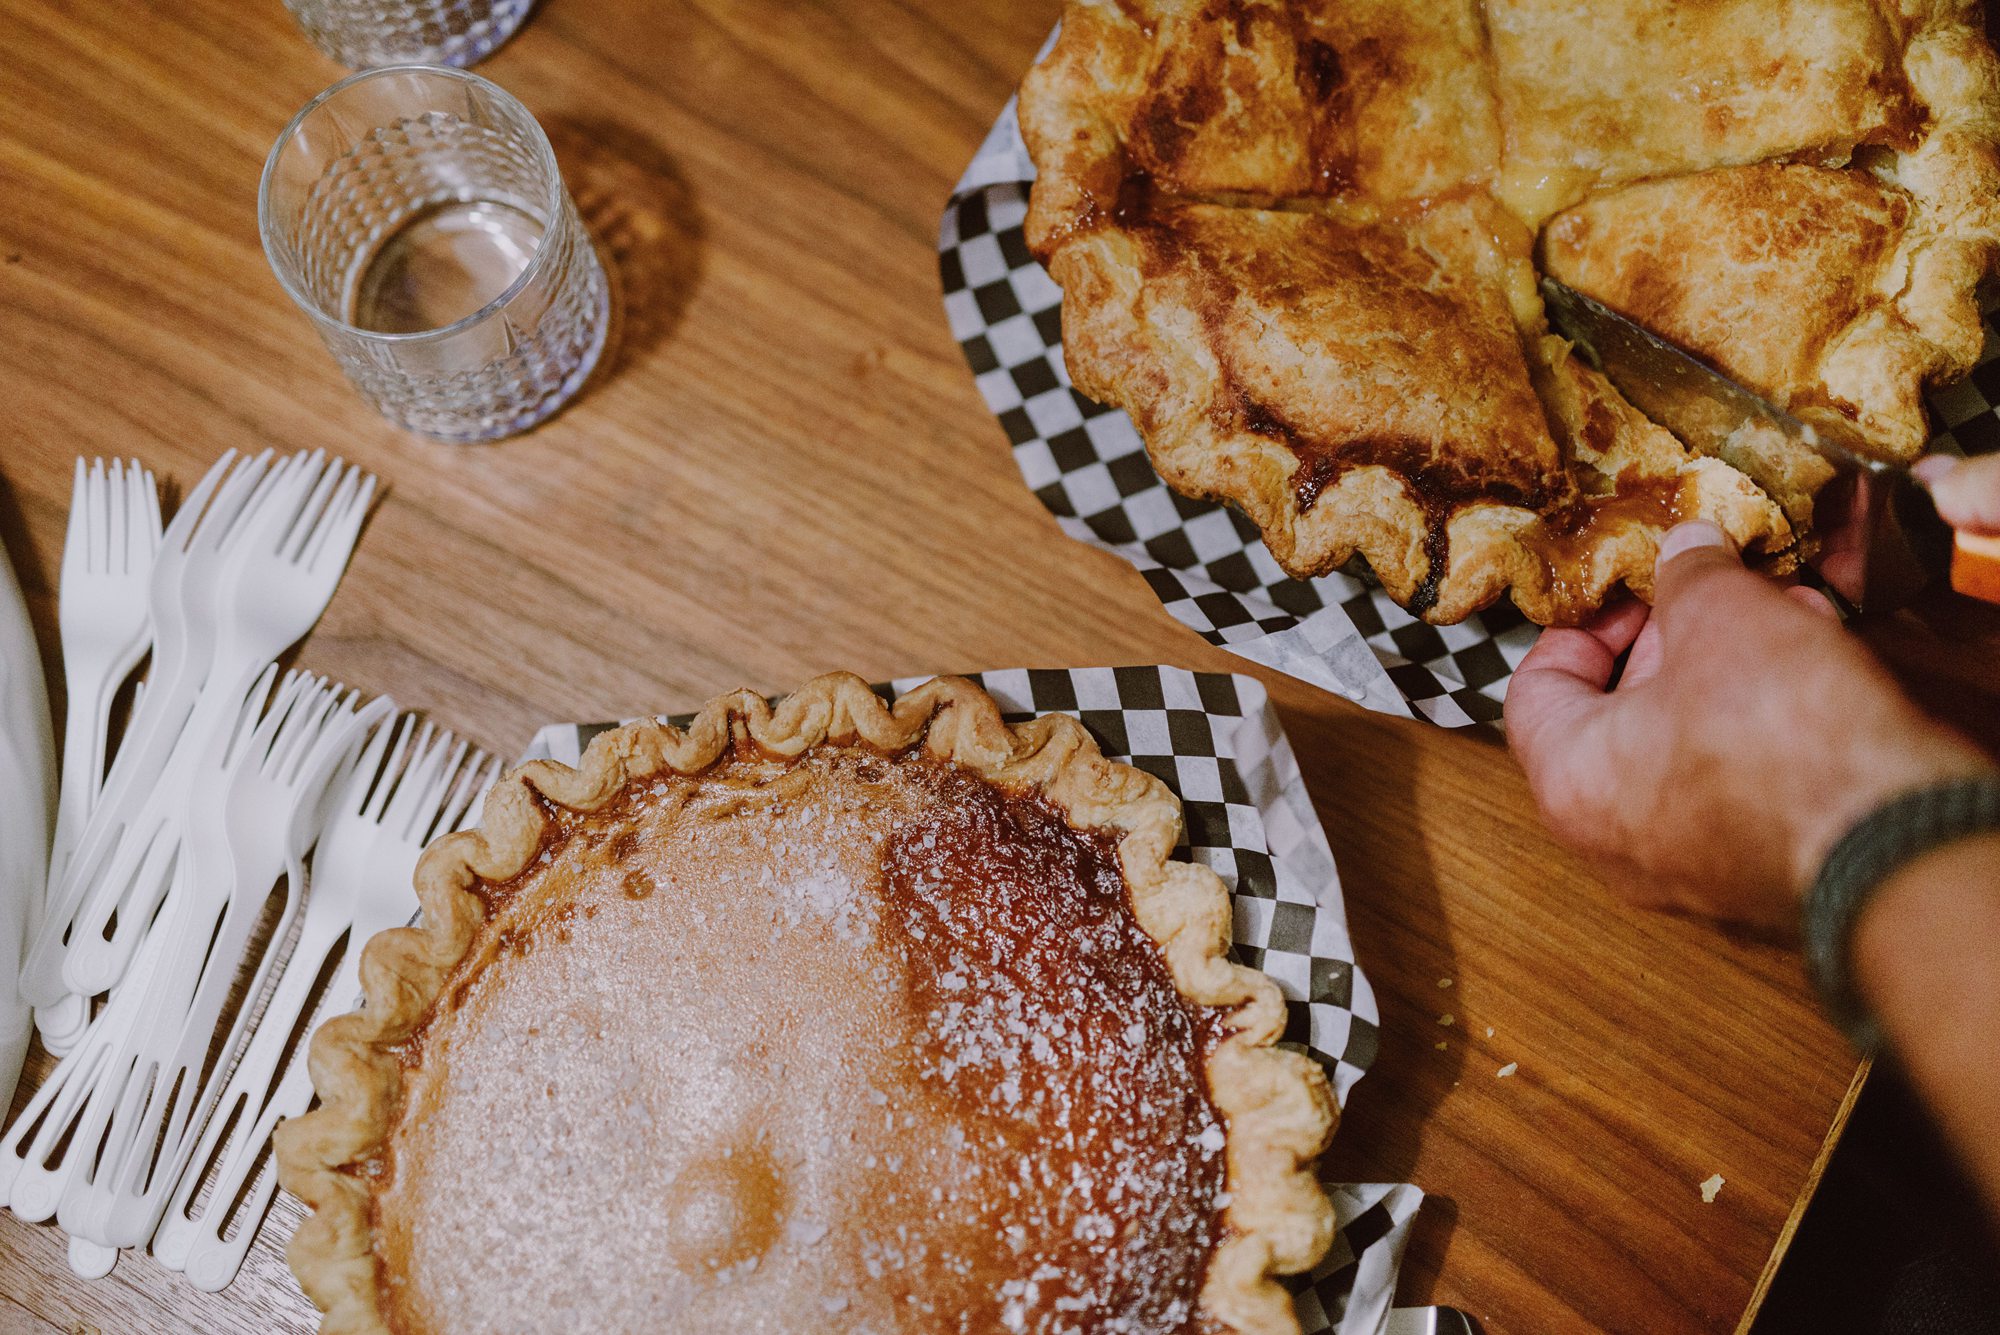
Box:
[1802,774,2000,1052]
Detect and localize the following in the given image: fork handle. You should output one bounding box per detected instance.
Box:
[50,667,115,883]
[157,913,347,1243]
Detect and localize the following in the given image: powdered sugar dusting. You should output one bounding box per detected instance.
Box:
[373,748,1228,1334]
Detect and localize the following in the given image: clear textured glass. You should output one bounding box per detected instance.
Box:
[282,0,532,69]
[260,66,608,443]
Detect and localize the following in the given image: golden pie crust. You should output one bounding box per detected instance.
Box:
[1020,0,2000,625]
[275,674,1338,1335]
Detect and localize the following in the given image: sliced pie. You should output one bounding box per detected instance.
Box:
[275,674,1337,1335]
[1485,0,1929,225]
[1020,0,2000,626]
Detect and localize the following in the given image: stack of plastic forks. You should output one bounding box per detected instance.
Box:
[153,717,493,1289]
[0,448,495,1287]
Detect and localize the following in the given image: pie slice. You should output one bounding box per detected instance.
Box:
[1485,0,1929,225]
[1019,0,2000,626]
[275,674,1338,1335]
[1020,0,1501,246]
[1044,193,1789,622]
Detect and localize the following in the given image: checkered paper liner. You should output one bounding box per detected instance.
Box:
[520,666,1422,1335]
[939,87,2000,727]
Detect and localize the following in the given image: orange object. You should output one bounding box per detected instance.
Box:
[1950,530,2000,603]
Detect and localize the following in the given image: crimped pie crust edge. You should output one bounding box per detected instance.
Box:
[274,672,1339,1335]
[1016,0,2000,626]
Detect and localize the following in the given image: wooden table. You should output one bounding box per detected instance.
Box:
[5,3,1997,1331]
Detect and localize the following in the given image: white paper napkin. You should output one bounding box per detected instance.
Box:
[0,534,54,1112]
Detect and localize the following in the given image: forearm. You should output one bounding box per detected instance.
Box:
[1852,830,2000,1211]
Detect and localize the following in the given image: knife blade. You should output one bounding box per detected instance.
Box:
[1540,276,1895,475]
[1384,1305,1480,1335]
[1538,276,1981,609]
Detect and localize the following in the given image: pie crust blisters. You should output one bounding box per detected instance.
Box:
[275,673,1338,1335]
[1019,0,2000,626]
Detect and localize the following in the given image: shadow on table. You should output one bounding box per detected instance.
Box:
[1275,689,1474,1298]
[543,116,707,384]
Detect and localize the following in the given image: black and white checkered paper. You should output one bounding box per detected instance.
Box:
[521,666,1421,1335]
[940,90,2000,727]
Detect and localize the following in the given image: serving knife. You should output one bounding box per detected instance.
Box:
[1385,1306,1479,1335]
[1540,276,1999,609]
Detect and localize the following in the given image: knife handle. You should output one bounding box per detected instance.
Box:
[1950,530,2000,604]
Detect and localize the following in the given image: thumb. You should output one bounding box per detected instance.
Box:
[1914,453,2000,535]
[1651,520,1744,609]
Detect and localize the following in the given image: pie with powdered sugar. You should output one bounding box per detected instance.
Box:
[275,674,1338,1335]
[1020,0,2000,624]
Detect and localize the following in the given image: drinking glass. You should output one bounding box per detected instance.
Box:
[282,0,532,69]
[260,66,609,443]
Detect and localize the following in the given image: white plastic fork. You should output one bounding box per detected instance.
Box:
[48,458,161,878]
[19,449,274,1007]
[59,671,390,1250]
[39,668,298,1240]
[1,870,177,1222]
[50,453,319,997]
[34,459,162,1057]
[63,452,379,996]
[153,718,493,1288]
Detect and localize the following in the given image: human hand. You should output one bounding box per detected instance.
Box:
[1914,452,2000,534]
[1505,523,1992,928]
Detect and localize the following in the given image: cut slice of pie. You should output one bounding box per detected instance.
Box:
[1043,193,1790,622]
[275,674,1338,1335]
[1020,0,2000,626]
[1485,0,1929,225]
[1543,151,2000,486]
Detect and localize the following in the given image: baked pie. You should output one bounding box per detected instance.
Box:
[1020,0,2000,624]
[275,674,1337,1335]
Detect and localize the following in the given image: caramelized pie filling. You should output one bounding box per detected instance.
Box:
[369,747,1230,1335]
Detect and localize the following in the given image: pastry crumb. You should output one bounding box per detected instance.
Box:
[1700,1174,1725,1203]
[1496,1062,1518,1078]
[1438,978,1454,989]
[1435,1040,1447,1051]
[1438,1013,1454,1026]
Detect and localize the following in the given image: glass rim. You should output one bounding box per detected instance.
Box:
[257,63,568,346]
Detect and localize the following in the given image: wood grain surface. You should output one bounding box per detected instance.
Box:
[3,2,1996,1332]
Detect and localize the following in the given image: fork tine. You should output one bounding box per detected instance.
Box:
[414,740,474,844]
[125,461,158,572]
[350,715,404,819]
[267,450,332,563]
[89,459,110,576]
[141,467,162,555]
[251,671,316,772]
[62,458,90,579]
[338,717,399,821]
[232,449,321,560]
[297,464,358,569]
[394,734,460,843]
[280,455,343,564]
[192,449,279,555]
[293,687,367,786]
[384,723,445,822]
[383,723,439,819]
[306,469,377,574]
[266,678,337,779]
[368,718,421,823]
[108,460,129,577]
[159,448,239,557]
[446,755,500,836]
[212,665,282,771]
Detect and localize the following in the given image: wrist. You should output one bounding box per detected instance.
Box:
[1785,726,1994,901]
[1802,774,2000,1048]
[1854,831,2000,993]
